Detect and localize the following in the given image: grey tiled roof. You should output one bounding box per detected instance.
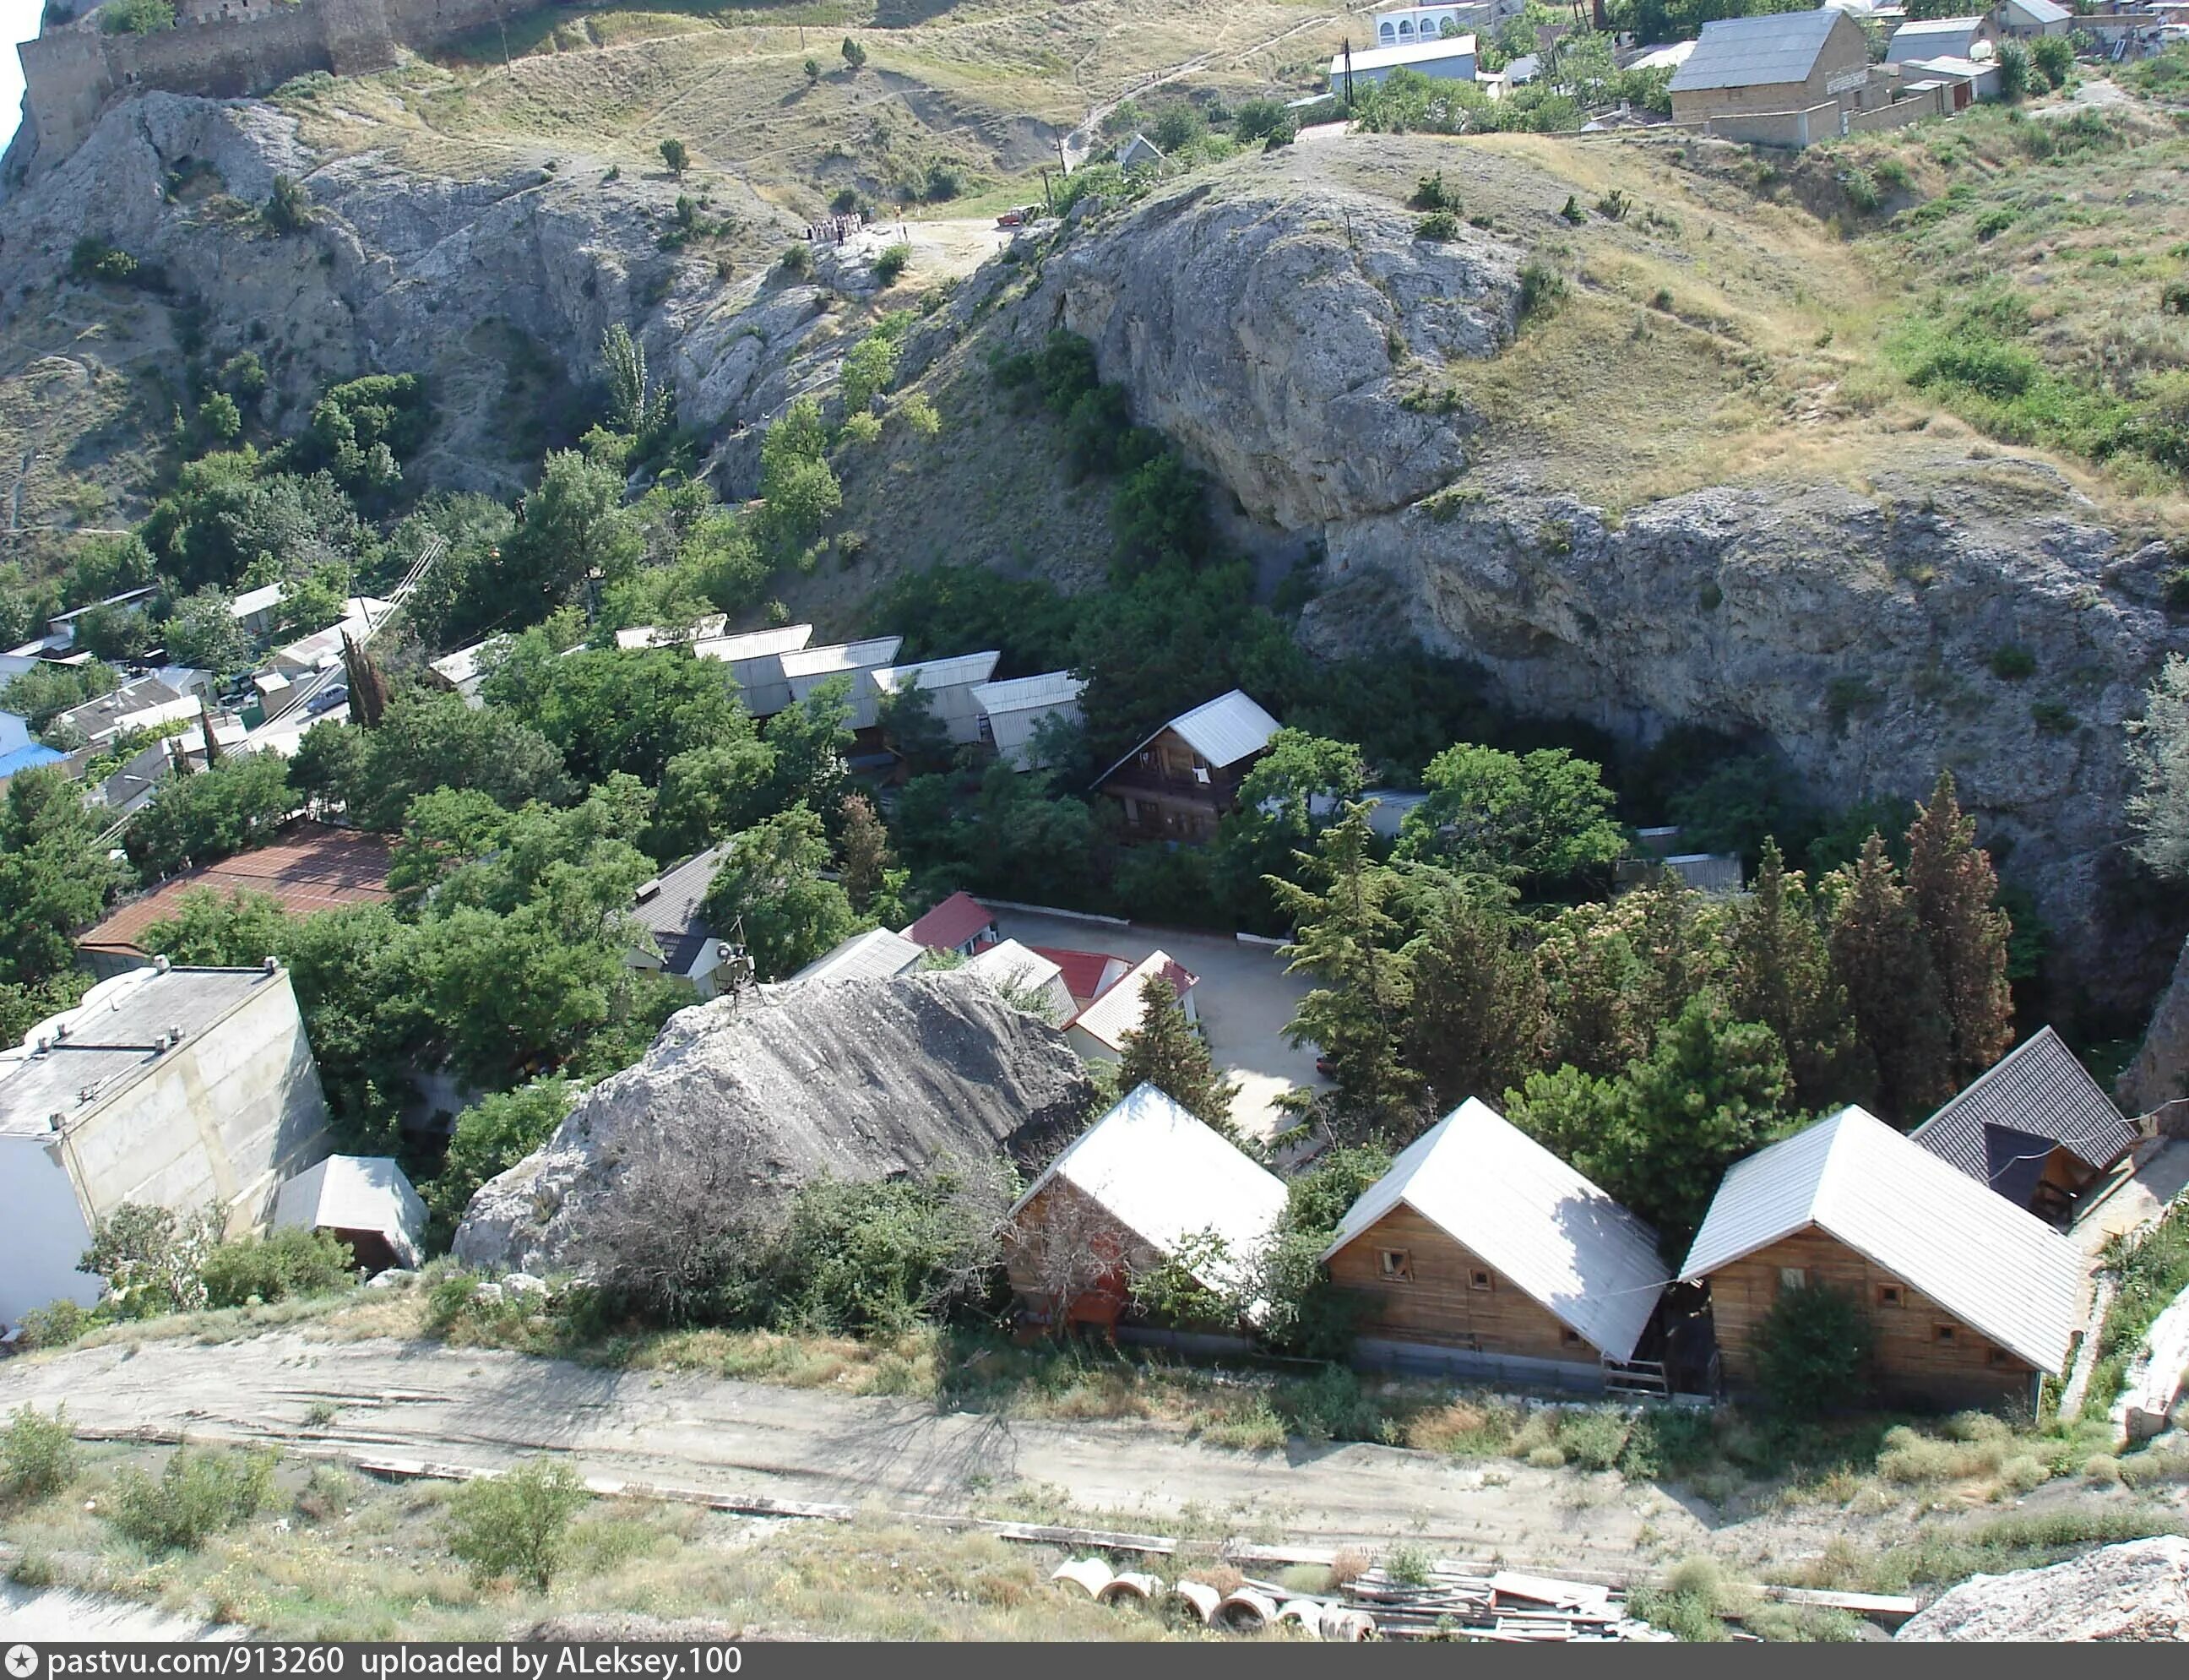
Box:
[629,846,725,976]
[1670,7,1844,91]
[1909,1027,2138,1200]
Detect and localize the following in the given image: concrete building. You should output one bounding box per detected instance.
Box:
[273,1153,426,1273]
[1994,0,2072,35]
[0,962,333,1330]
[1330,31,1480,87]
[1369,3,1513,45]
[1886,13,2000,60]
[1669,8,1879,132]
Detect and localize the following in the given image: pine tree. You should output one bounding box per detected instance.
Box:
[1904,770,2015,1088]
[1728,838,1870,1109]
[340,630,390,729]
[1268,806,1424,1139]
[1116,973,1241,1138]
[196,697,225,769]
[1398,873,1545,1112]
[1826,833,1953,1123]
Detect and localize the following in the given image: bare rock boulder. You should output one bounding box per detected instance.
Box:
[1897,1536,2189,1641]
[453,970,1094,1275]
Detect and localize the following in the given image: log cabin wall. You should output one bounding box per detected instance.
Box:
[1326,1205,1602,1360]
[1704,1225,2043,1408]
[1003,1181,1154,1308]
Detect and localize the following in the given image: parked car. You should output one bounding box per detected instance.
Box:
[306,682,349,715]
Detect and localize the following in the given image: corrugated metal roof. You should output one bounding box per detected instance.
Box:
[971,671,1084,715]
[1910,1028,2139,1197]
[614,616,728,650]
[230,584,285,619]
[1328,32,1477,74]
[1067,949,1197,1052]
[1096,690,1280,788]
[781,637,904,680]
[1680,1106,2085,1373]
[1670,8,1847,91]
[274,1155,426,1268]
[1627,38,1696,70]
[692,624,815,663]
[1886,14,1990,57]
[967,938,1062,994]
[871,650,1002,694]
[2005,0,2069,21]
[1322,1098,1669,1361]
[904,891,997,953]
[1009,1083,1287,1297]
[791,927,924,983]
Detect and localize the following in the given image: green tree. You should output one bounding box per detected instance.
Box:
[499,450,643,614]
[160,586,249,672]
[1904,770,2014,1089]
[756,396,841,559]
[2030,33,2074,90]
[840,35,867,69]
[427,1079,573,1231]
[875,672,951,773]
[1995,37,2031,100]
[2127,653,2189,879]
[348,693,573,833]
[1216,728,1366,929]
[1116,973,1241,1134]
[840,330,903,414]
[659,138,690,177]
[703,804,860,980]
[1270,806,1424,1139]
[1825,833,1954,1123]
[1753,1281,1874,1417]
[125,752,296,878]
[1399,742,1626,886]
[445,1458,587,1590]
[763,674,853,815]
[1726,838,1869,1110]
[264,172,313,235]
[1396,872,1546,1112]
[482,639,749,789]
[0,767,122,1036]
[837,792,905,924]
[655,735,779,856]
[600,323,675,443]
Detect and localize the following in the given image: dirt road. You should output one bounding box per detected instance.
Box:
[0,1332,1700,1573]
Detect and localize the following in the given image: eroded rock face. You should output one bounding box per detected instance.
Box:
[452,970,1094,1275]
[1897,1536,2189,1641]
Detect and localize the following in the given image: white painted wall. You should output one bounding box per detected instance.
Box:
[0,1133,101,1329]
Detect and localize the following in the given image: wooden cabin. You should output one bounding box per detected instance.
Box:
[1909,1027,2141,1224]
[1322,1099,1670,1387]
[1004,1083,1285,1336]
[1092,690,1280,844]
[1682,1106,2085,1411]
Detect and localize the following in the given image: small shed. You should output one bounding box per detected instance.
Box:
[274,1155,426,1274]
[1005,1083,1286,1333]
[1994,0,2070,35]
[792,926,924,983]
[1065,949,1198,1058]
[1681,1106,2085,1409]
[971,669,1085,770]
[1886,13,2000,60]
[966,938,1076,1023]
[1116,133,1166,171]
[1909,1027,2141,1221]
[1323,1099,1670,1384]
[904,890,1000,959]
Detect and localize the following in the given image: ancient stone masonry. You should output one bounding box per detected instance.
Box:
[13,0,505,177]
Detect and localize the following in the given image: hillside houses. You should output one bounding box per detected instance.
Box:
[624,845,741,998]
[1330,31,1480,88]
[1094,689,1281,842]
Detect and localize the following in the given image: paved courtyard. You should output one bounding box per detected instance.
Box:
[987,907,1328,1139]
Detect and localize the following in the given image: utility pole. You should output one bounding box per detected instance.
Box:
[1343,38,1355,109]
[1038,165,1055,210]
[1056,133,1069,175]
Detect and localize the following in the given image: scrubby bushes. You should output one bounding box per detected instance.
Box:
[198,1227,357,1308]
[107,1448,274,1550]
[1753,1283,1874,1418]
[1,1405,75,1503]
[445,1457,588,1590]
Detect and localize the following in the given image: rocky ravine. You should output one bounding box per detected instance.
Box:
[454,970,1094,1275]
[992,161,2187,1016]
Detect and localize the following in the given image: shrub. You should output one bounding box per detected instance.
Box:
[1235,98,1290,142]
[2030,33,2073,90]
[1409,171,1458,212]
[1,1405,76,1503]
[1555,1406,1632,1471]
[1385,1543,1433,1586]
[100,0,172,30]
[263,173,313,236]
[2030,699,2077,735]
[1594,189,1632,220]
[14,1299,95,1351]
[198,1227,356,1308]
[1617,1405,1716,1479]
[1518,259,1566,324]
[1753,1283,1872,1417]
[445,1458,588,1590]
[1974,206,2017,242]
[779,241,812,278]
[69,238,139,285]
[1274,1366,1384,1443]
[1989,644,2036,681]
[1873,155,1912,192]
[1560,193,1586,225]
[659,139,689,176]
[107,1449,274,1550]
[872,243,911,285]
[924,162,963,203]
[841,35,867,69]
[1415,209,1459,242]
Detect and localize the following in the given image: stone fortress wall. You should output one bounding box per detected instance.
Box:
[16,0,509,175]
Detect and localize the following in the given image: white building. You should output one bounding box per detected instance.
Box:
[780,637,907,728]
[265,597,397,680]
[1065,949,1199,1059]
[273,1154,426,1274]
[1330,31,1480,86]
[0,963,333,1330]
[229,583,286,641]
[971,670,1084,770]
[871,650,1002,747]
[965,938,1076,1024]
[692,623,817,717]
[792,926,926,984]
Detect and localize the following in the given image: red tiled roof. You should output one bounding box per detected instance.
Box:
[79,823,394,955]
[904,890,997,952]
[1032,946,1126,1007]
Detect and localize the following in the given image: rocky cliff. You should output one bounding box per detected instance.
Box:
[453,970,1094,1275]
[1898,1536,2189,1641]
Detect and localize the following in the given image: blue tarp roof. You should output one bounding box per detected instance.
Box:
[0,742,64,778]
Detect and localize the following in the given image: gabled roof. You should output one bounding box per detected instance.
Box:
[1066,949,1197,1053]
[628,845,726,977]
[971,670,1084,715]
[0,742,64,779]
[1627,38,1697,71]
[78,824,394,958]
[904,891,996,953]
[1009,1083,1286,1297]
[1095,689,1280,787]
[780,636,904,681]
[2002,0,2069,19]
[966,938,1063,996]
[1671,8,1849,90]
[1323,1098,1670,1360]
[1910,1028,2139,1201]
[1681,1106,2085,1373]
[870,650,1002,694]
[274,1155,426,1270]
[791,926,924,983]
[614,616,728,650]
[1886,14,1990,57]
[693,624,816,663]
[1033,946,1128,1006]
[1328,32,1477,73]
[230,584,285,620]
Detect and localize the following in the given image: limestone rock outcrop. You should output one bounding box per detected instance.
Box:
[452,970,1094,1275]
[1897,1536,2189,1641]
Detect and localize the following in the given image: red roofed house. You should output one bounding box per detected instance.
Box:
[903,891,1000,960]
[1066,949,1198,1059]
[77,823,394,979]
[1034,947,1130,1010]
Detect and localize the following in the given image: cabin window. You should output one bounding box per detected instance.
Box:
[1469,1268,1494,1292]
[1986,1345,2012,1367]
[1779,1266,1807,1291]
[1562,1328,1583,1346]
[1378,1248,1412,1282]
[1933,1324,1958,1346]
[1877,1284,1904,1308]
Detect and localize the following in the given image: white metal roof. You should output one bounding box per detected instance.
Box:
[1009,1083,1287,1297]
[274,1155,426,1269]
[791,927,924,984]
[870,650,1002,694]
[229,584,285,619]
[971,670,1084,715]
[1680,1106,2084,1373]
[1627,38,1696,70]
[1322,1098,1670,1360]
[1097,689,1281,787]
[967,938,1064,995]
[430,641,492,690]
[1067,949,1196,1052]
[781,636,904,680]
[1328,32,1476,73]
[2002,0,2069,20]
[693,624,815,663]
[1671,8,1848,90]
[1886,14,1991,57]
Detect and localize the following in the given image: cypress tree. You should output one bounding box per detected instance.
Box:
[1826,833,1953,1123]
[1116,973,1241,1139]
[1904,770,2015,1088]
[1399,873,1546,1112]
[1728,838,1871,1109]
